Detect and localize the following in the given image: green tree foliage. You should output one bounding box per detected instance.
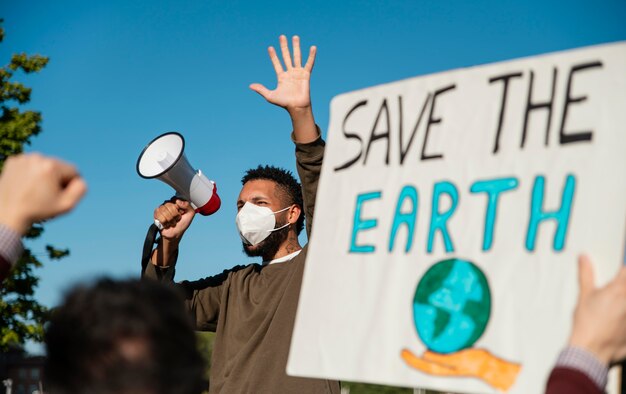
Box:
[196,331,214,394]
[341,382,414,393]
[196,331,215,378]
[0,19,70,351]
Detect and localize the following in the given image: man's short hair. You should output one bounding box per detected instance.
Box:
[44,278,206,394]
[242,165,305,235]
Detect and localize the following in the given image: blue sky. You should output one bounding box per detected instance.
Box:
[2,0,625,352]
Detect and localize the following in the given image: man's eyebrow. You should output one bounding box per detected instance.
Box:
[237,195,269,205]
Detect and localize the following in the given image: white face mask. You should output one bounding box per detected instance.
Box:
[235,202,291,246]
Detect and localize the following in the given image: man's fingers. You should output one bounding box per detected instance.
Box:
[163,203,180,218]
[154,209,169,226]
[175,199,190,208]
[57,177,87,214]
[304,45,317,72]
[175,199,194,214]
[292,35,302,67]
[578,254,596,300]
[611,263,626,281]
[52,159,81,185]
[267,46,283,75]
[154,203,180,227]
[279,34,293,70]
[611,265,626,296]
[155,213,177,229]
[249,83,272,100]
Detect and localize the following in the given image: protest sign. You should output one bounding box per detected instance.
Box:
[287,42,626,393]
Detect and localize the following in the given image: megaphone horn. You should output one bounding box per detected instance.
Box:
[137,132,221,228]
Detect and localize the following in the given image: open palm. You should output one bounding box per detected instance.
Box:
[250,35,316,111]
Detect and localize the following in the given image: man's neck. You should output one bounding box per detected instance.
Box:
[263,231,302,261]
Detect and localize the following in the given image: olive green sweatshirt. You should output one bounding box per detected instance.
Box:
[144,135,340,394]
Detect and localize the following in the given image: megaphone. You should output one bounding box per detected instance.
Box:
[137,132,221,229]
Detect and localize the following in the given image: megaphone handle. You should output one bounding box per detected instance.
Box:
[154,219,164,230]
[141,223,160,276]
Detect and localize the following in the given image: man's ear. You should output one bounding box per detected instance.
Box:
[287,204,301,225]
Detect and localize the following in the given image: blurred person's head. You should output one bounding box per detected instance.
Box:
[44,278,205,394]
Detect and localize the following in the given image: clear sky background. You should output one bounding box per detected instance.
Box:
[2,0,625,353]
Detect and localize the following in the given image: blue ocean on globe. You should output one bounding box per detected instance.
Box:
[413,258,491,354]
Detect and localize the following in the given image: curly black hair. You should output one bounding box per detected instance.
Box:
[44,278,206,394]
[241,165,304,235]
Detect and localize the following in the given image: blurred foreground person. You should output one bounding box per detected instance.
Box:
[546,255,626,394]
[0,153,87,282]
[44,278,206,394]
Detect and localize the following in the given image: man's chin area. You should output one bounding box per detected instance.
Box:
[242,242,264,257]
[241,228,287,260]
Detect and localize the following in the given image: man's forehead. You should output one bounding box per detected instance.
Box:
[238,179,280,199]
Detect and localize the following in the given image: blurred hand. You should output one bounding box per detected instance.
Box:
[568,255,626,365]
[154,198,195,240]
[401,348,521,392]
[0,153,87,235]
[249,34,316,113]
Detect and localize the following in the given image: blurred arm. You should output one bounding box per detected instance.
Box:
[0,153,86,282]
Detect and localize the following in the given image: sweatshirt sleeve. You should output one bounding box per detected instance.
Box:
[293,126,325,239]
[545,347,606,394]
[142,253,232,332]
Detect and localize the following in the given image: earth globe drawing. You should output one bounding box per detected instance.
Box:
[413,258,491,354]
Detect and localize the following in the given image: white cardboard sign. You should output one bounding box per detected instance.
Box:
[288,42,626,394]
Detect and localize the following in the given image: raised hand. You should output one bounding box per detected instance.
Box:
[568,255,626,365]
[0,153,87,235]
[250,35,317,113]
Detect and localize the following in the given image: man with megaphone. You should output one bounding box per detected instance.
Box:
[142,35,340,394]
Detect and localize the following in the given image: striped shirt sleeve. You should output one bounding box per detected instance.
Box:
[0,223,23,281]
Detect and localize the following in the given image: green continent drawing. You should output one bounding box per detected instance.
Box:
[413,258,491,354]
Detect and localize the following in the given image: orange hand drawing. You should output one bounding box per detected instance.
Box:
[401,348,521,392]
